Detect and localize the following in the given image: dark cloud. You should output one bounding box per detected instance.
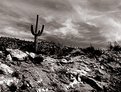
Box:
[87,0,121,12]
[16,0,73,12]
[0,0,121,48]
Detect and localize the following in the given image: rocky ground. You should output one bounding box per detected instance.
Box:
[0,37,120,92]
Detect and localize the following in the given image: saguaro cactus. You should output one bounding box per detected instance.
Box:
[31,15,44,52]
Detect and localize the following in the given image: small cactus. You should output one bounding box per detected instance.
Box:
[31,15,44,52]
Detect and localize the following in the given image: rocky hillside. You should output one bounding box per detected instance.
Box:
[0,37,121,92]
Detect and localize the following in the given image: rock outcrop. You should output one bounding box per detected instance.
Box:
[6,49,28,61]
[0,45,120,92]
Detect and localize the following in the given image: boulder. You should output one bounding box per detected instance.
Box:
[0,62,14,74]
[70,56,85,63]
[0,76,19,92]
[0,51,4,58]
[81,76,103,91]
[42,57,59,72]
[67,68,88,77]
[67,77,80,89]
[36,88,48,92]
[60,59,74,64]
[6,49,28,61]
[25,52,36,60]
[6,54,12,61]
[78,63,91,72]
[29,52,36,59]
[3,77,19,86]
[33,55,44,64]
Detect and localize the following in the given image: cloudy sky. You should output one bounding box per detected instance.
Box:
[0,0,121,48]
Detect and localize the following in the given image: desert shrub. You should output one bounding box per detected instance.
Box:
[82,45,103,59]
[20,43,34,52]
[0,44,5,51]
[12,71,20,78]
[53,43,74,58]
[108,42,121,52]
[107,56,116,63]
[70,48,84,57]
[33,55,44,64]
[51,43,64,58]
[62,46,74,56]
[0,69,4,74]
[8,83,17,92]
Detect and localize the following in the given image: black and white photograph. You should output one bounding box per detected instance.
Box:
[0,0,120,92]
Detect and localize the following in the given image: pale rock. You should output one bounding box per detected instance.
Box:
[67,68,88,77]
[0,76,19,86]
[0,51,3,56]
[79,70,88,76]
[6,54,12,61]
[79,63,91,72]
[69,78,80,88]
[61,59,68,64]
[66,77,81,89]
[70,56,82,62]
[37,88,41,92]
[25,51,29,55]
[0,62,14,74]
[0,51,4,58]
[4,77,19,86]
[37,88,48,92]
[29,52,36,59]
[6,49,28,61]
[25,51,36,59]
[100,66,104,70]
[37,79,43,84]
[0,76,4,84]
[43,57,57,63]
[60,59,73,64]
[71,49,84,56]
[98,69,105,75]
[0,51,2,54]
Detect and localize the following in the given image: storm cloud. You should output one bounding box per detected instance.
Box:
[0,0,121,47]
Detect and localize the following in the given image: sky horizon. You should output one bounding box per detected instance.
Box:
[0,0,121,48]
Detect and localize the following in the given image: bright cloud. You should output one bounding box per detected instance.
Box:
[2,27,32,40]
[100,18,121,42]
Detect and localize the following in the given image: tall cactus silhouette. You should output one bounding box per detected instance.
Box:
[31,15,44,52]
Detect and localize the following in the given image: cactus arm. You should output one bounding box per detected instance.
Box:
[37,25,44,36]
[31,25,35,35]
[40,25,44,33]
[35,15,39,33]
